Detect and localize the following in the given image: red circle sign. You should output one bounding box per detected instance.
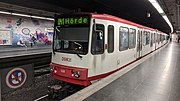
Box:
[6,68,27,89]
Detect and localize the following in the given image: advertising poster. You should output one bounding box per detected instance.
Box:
[0,30,12,45]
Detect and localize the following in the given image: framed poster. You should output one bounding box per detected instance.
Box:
[0,30,12,45]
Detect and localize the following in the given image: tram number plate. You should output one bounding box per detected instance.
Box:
[60,69,66,73]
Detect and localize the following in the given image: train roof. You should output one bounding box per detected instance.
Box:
[57,12,166,35]
[92,13,168,35]
[90,13,154,31]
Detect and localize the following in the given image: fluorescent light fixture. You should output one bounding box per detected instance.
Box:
[0,10,54,21]
[152,3,164,14]
[31,16,54,21]
[149,0,156,3]
[46,18,54,21]
[148,0,174,33]
[12,13,31,17]
[149,0,164,14]
[0,11,11,14]
[162,15,173,33]
[31,15,46,20]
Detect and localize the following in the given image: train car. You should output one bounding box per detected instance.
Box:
[50,13,168,86]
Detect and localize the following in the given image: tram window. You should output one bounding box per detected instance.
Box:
[157,34,160,44]
[147,32,150,45]
[160,34,162,42]
[143,31,150,46]
[157,34,158,43]
[54,26,89,55]
[119,27,129,51]
[154,33,156,43]
[163,36,165,41]
[143,31,147,45]
[91,24,105,55]
[150,33,153,47]
[160,34,164,42]
[108,25,114,53]
[129,28,136,49]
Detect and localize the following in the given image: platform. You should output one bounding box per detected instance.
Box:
[0,46,51,58]
[63,42,180,101]
[0,45,52,101]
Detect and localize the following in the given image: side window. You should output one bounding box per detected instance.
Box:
[143,31,150,46]
[143,31,147,45]
[119,27,129,51]
[108,25,114,53]
[158,34,160,44]
[150,33,153,46]
[91,24,105,55]
[157,34,158,43]
[163,36,165,41]
[147,32,150,45]
[129,28,136,49]
[154,33,156,43]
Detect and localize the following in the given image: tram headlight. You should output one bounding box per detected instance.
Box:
[71,70,80,78]
[51,67,57,74]
[74,71,80,78]
[50,66,54,72]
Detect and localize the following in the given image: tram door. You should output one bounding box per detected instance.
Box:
[91,23,105,73]
[137,30,142,59]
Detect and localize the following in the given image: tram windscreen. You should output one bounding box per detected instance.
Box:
[53,15,90,55]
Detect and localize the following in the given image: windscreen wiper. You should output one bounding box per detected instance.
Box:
[74,42,83,59]
[76,52,82,59]
[74,48,83,59]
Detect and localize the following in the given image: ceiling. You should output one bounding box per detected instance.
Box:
[0,0,176,33]
[163,0,180,33]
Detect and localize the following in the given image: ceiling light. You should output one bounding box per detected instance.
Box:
[0,10,54,21]
[148,0,173,33]
[31,15,46,20]
[162,15,173,33]
[46,18,54,21]
[148,0,156,3]
[12,13,31,17]
[152,3,164,14]
[0,11,11,14]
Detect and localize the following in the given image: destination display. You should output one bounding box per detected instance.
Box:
[56,15,90,27]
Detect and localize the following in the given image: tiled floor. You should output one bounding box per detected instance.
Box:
[84,42,180,101]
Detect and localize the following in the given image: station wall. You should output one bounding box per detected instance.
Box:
[172,34,179,42]
[0,14,54,47]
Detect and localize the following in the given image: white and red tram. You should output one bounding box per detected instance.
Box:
[50,13,168,86]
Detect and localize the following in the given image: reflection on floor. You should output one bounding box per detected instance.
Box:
[84,43,180,101]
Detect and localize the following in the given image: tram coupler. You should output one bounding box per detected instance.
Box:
[48,85,62,99]
[48,84,79,100]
